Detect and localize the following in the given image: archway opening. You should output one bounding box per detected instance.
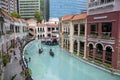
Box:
[105,46,112,64]
[95,44,103,61]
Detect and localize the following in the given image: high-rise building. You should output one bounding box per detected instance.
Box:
[44,0,49,22]
[19,0,40,18]
[76,0,87,13]
[49,0,87,18]
[0,0,18,13]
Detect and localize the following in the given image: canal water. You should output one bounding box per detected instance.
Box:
[24,40,120,80]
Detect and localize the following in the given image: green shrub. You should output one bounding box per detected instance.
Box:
[2,54,9,66]
[94,59,102,64]
[88,57,93,61]
[20,68,32,78]
[103,63,111,68]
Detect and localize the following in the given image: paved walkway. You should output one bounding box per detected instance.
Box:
[3,47,24,80]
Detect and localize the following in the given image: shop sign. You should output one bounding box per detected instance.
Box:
[94,16,107,20]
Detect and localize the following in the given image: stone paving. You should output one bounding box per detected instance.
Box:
[3,47,24,80]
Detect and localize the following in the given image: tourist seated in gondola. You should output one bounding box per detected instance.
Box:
[49,49,54,57]
[39,48,43,54]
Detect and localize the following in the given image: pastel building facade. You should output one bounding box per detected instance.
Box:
[0,9,27,57]
[87,0,120,69]
[36,23,59,41]
[60,13,87,58]
[26,19,59,41]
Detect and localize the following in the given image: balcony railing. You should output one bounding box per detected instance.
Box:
[80,31,85,37]
[63,32,70,35]
[6,31,14,34]
[90,31,98,38]
[89,0,114,9]
[79,48,84,54]
[74,31,78,35]
[63,32,70,38]
[102,32,111,39]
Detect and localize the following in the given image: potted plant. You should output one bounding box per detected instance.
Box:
[20,68,32,80]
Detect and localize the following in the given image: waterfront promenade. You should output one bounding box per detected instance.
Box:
[3,47,24,80]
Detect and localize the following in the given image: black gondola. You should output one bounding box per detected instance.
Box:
[49,49,54,57]
[39,48,43,54]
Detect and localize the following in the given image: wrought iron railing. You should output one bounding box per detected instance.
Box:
[89,0,114,8]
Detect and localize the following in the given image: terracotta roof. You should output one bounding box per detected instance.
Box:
[72,13,87,20]
[27,18,37,22]
[10,17,14,22]
[12,17,20,22]
[37,23,46,27]
[21,19,27,23]
[46,23,58,27]
[62,15,74,21]
[0,9,11,20]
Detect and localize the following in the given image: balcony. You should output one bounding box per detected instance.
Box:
[74,31,78,36]
[6,31,14,35]
[90,31,98,38]
[63,32,70,38]
[80,31,85,38]
[88,0,114,10]
[101,32,111,39]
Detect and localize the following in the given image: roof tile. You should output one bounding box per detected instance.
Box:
[72,13,87,20]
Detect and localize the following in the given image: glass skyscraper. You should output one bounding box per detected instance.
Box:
[50,0,87,18]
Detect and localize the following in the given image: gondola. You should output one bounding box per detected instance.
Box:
[39,48,43,54]
[49,49,54,57]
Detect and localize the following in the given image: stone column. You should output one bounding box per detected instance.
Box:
[86,46,89,58]
[77,41,80,56]
[70,39,73,53]
[83,42,87,59]
[102,50,106,63]
[98,23,102,38]
[93,48,96,60]
[69,21,74,53]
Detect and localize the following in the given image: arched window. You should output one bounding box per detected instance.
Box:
[95,43,103,61]
[105,46,112,64]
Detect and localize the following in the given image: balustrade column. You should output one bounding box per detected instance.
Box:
[98,23,102,38]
